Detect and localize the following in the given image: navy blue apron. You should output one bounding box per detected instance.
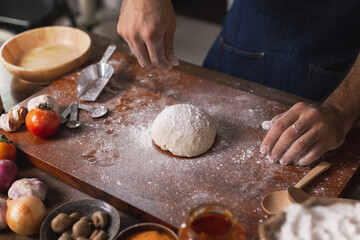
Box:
[203,0,360,101]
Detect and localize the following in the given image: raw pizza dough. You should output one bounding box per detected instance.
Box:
[150,104,216,157]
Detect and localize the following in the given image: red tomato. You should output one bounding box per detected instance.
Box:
[0,134,17,161]
[25,104,60,138]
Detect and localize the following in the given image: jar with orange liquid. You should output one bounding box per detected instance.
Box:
[178,204,246,240]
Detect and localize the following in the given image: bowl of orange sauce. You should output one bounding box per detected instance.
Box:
[115,223,178,240]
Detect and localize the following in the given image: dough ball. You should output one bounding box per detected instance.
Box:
[150,104,216,157]
[27,94,59,114]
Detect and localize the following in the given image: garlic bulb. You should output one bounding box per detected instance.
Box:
[0,113,19,132]
[8,106,28,124]
[27,94,59,114]
[0,198,7,230]
[0,106,28,132]
[8,178,47,201]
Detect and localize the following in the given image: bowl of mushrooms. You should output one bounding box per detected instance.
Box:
[40,199,120,240]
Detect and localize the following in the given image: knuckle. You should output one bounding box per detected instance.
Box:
[293,102,307,111]
[120,28,139,42]
[311,128,321,140]
[143,28,159,42]
[316,121,327,131]
[117,26,130,39]
[283,129,296,141]
[116,22,123,34]
[120,31,131,41]
[272,121,287,132]
[128,32,139,42]
[306,108,320,119]
[142,31,152,42]
[294,138,307,151]
[117,27,122,36]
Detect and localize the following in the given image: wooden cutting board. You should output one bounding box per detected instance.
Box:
[3,52,360,239]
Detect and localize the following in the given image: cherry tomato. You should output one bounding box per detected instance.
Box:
[0,134,17,161]
[25,103,60,138]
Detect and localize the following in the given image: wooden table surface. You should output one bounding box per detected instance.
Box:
[1,33,360,240]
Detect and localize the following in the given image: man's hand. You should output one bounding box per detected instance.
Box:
[260,52,360,166]
[260,102,347,166]
[117,0,179,70]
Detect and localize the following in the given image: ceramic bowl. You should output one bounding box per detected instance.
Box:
[40,198,120,240]
[115,223,178,240]
[0,26,91,84]
[258,197,360,240]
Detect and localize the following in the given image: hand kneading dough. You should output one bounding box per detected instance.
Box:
[150,104,216,157]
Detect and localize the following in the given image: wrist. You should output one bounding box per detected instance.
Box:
[322,100,356,135]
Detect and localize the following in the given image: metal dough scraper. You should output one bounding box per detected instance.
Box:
[77,44,116,101]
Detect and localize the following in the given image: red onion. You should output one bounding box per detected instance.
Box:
[0,160,18,193]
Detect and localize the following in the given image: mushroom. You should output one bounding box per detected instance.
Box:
[72,219,92,238]
[91,211,108,229]
[51,213,72,234]
[70,212,82,224]
[92,230,107,240]
[80,216,92,223]
[89,229,99,240]
[58,230,73,240]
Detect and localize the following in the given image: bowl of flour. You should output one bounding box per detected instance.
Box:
[259,197,360,240]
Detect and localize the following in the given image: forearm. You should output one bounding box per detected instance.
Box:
[323,53,360,134]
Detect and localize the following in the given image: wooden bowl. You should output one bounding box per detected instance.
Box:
[115,223,178,240]
[0,26,91,85]
[258,197,360,240]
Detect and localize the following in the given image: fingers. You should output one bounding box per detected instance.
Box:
[129,38,151,67]
[260,102,342,166]
[279,128,318,165]
[116,0,178,70]
[128,31,175,70]
[261,113,284,131]
[260,102,316,165]
[270,120,311,164]
[260,110,299,156]
[271,113,283,122]
[164,27,179,66]
[146,34,172,70]
[297,142,328,166]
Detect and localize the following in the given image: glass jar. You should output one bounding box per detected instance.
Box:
[178,204,246,240]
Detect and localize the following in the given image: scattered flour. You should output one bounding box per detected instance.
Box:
[276,202,360,240]
[261,120,275,131]
[26,55,360,234]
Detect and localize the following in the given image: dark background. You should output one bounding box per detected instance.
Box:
[172,0,227,24]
